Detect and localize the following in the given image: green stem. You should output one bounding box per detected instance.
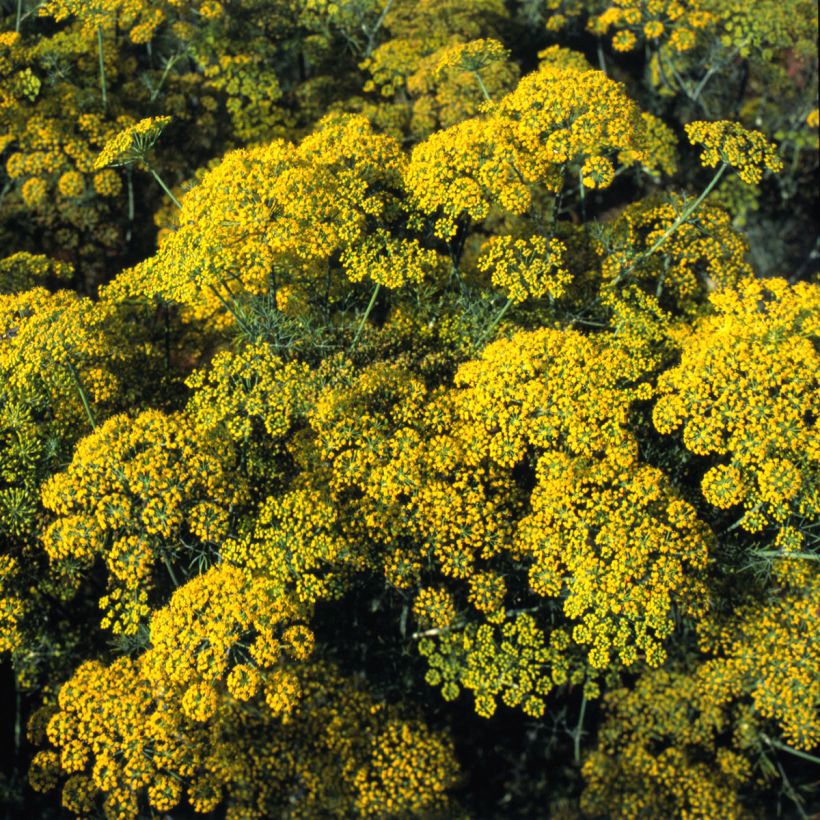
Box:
[659,46,690,97]
[364,0,394,58]
[578,167,587,222]
[96,25,107,110]
[149,166,182,209]
[692,64,718,103]
[207,283,254,337]
[126,167,134,243]
[411,621,466,640]
[754,550,820,561]
[616,163,727,284]
[15,0,22,32]
[18,1,48,27]
[573,693,587,764]
[692,48,738,107]
[551,166,567,233]
[763,735,820,766]
[596,39,607,75]
[774,756,809,820]
[477,297,513,349]
[14,675,21,759]
[474,71,491,102]
[646,164,727,256]
[351,282,380,352]
[652,45,674,94]
[149,53,180,103]
[65,360,96,429]
[162,554,180,588]
[163,303,171,371]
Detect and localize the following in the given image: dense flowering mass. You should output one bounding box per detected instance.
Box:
[0,0,818,817]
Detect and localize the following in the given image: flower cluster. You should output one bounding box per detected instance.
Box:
[187,343,312,439]
[685,120,783,184]
[105,114,409,327]
[3,2,818,817]
[598,194,752,314]
[477,235,570,303]
[144,564,310,712]
[583,560,820,816]
[31,656,460,818]
[419,613,584,719]
[0,253,72,293]
[0,288,148,430]
[0,555,25,653]
[406,61,663,238]
[588,0,713,54]
[654,277,819,537]
[581,667,751,818]
[40,410,241,633]
[93,116,171,169]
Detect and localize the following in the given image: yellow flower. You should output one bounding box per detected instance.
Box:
[93,169,122,197]
[181,682,218,722]
[685,120,783,184]
[477,234,570,303]
[226,664,261,701]
[612,30,638,51]
[644,20,665,38]
[581,155,615,188]
[21,177,48,207]
[57,171,84,198]
[701,464,745,509]
[655,277,819,536]
[94,116,172,169]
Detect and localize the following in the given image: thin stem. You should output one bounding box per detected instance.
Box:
[96,25,107,109]
[477,297,513,349]
[411,622,465,640]
[771,753,809,820]
[323,260,332,317]
[659,47,690,97]
[207,284,254,337]
[573,693,587,764]
[763,735,820,766]
[656,255,672,299]
[754,550,820,562]
[149,53,181,102]
[65,360,96,429]
[19,1,47,26]
[596,39,607,75]
[692,49,738,107]
[15,0,22,32]
[162,554,180,588]
[653,45,674,94]
[578,167,587,222]
[616,163,727,283]
[126,167,134,243]
[570,317,609,329]
[474,71,491,102]
[351,282,380,352]
[163,304,171,371]
[551,166,567,233]
[646,164,727,256]
[364,0,394,58]
[692,65,718,103]
[149,166,182,209]
[14,675,21,759]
